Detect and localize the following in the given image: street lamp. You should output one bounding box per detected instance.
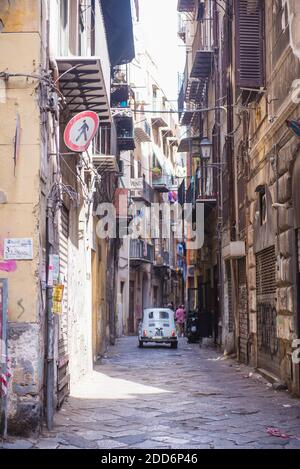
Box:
[200,137,212,160]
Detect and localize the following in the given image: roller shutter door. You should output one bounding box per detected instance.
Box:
[256,246,279,375]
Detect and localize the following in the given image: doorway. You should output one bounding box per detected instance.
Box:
[128,280,135,334]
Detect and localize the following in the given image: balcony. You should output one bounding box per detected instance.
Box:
[190,19,214,79]
[154,248,170,268]
[177,0,196,12]
[181,61,207,106]
[177,14,186,43]
[115,115,135,151]
[178,82,198,127]
[111,83,130,108]
[92,154,118,173]
[130,239,154,266]
[130,178,154,206]
[152,174,172,193]
[195,166,218,203]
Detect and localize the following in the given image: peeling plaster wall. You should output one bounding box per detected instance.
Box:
[7,323,44,436]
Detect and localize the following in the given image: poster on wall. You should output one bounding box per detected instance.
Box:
[52,284,64,315]
[3,238,33,261]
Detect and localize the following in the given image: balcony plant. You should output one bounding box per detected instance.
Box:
[152,166,162,180]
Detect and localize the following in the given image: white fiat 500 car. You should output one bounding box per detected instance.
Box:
[138,308,178,349]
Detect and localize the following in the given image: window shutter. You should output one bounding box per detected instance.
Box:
[235,0,265,89]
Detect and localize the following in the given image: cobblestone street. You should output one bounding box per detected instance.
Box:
[2,337,300,450]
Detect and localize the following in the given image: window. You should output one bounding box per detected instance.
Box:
[138,161,142,178]
[259,189,267,225]
[92,127,111,155]
[272,0,290,65]
[130,153,135,179]
[69,0,79,55]
[61,0,68,29]
[235,0,265,89]
[60,0,69,55]
[91,0,96,55]
[78,0,87,56]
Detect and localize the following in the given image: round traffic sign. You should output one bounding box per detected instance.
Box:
[64,111,100,153]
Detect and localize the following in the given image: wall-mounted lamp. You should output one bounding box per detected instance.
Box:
[200,137,212,160]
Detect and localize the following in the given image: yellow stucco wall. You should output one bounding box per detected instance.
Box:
[0,4,42,323]
[0,0,41,34]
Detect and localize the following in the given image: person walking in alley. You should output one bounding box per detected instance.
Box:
[175,305,185,337]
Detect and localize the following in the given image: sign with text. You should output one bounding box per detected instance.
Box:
[4,238,33,261]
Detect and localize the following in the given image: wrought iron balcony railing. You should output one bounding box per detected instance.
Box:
[190,18,214,79]
[130,178,154,205]
[130,239,154,264]
[195,166,218,203]
[152,174,172,192]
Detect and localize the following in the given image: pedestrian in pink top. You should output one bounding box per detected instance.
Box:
[175,305,186,337]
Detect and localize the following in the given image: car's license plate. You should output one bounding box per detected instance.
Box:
[191,326,197,332]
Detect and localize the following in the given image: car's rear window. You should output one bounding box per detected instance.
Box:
[148,311,169,320]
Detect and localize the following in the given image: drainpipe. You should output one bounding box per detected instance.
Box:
[45,202,54,431]
[214,2,224,347]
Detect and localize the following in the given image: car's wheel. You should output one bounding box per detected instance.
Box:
[171,342,178,349]
[139,340,144,348]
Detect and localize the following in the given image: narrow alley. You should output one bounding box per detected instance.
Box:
[2,0,300,453]
[3,337,300,450]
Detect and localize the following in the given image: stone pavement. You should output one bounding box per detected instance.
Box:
[2,336,300,449]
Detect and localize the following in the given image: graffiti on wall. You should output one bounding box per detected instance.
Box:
[0,239,17,273]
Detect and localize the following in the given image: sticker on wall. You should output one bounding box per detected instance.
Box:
[52,284,64,315]
[3,238,33,261]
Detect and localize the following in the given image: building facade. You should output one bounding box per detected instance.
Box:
[177,0,300,394]
[115,35,184,335]
[0,0,135,435]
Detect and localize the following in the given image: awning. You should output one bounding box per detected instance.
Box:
[151,116,169,128]
[134,126,151,143]
[100,0,135,67]
[56,57,111,124]
[161,128,174,138]
[178,136,201,153]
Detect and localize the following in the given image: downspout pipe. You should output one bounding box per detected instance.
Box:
[46,203,54,431]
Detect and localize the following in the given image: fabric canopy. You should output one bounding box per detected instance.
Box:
[100,0,135,66]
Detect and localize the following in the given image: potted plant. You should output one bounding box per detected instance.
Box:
[152,167,162,180]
